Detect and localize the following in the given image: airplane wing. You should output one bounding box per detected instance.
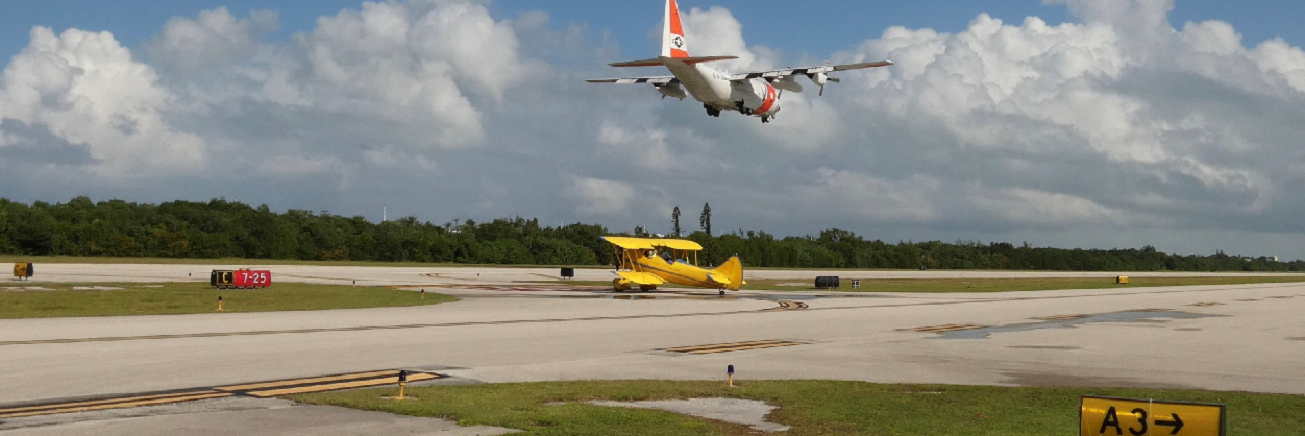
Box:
[616,271,665,286]
[727,60,894,81]
[602,236,702,251]
[586,76,680,85]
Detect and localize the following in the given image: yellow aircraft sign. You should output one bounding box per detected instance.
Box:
[1080,396,1224,436]
[601,236,743,295]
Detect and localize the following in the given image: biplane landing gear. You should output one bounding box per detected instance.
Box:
[718,290,725,296]
[761,116,770,124]
[640,285,657,292]
[704,104,721,117]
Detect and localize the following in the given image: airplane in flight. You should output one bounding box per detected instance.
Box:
[602,236,743,295]
[588,0,893,123]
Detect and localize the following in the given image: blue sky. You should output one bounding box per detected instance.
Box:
[2,0,1302,62]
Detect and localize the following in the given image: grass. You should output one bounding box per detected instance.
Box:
[0,282,456,318]
[290,380,1305,435]
[541,276,1305,293]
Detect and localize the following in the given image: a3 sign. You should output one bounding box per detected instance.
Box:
[210,269,273,289]
[1080,396,1224,436]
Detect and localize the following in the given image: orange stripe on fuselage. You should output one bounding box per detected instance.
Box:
[755,81,777,115]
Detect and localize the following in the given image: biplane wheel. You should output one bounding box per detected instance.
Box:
[639,285,656,292]
[718,290,725,296]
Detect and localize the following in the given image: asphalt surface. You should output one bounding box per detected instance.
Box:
[2,264,1303,434]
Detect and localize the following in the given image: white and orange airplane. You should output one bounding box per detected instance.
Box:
[588,0,893,123]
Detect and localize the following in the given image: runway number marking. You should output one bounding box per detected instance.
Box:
[1080,396,1224,436]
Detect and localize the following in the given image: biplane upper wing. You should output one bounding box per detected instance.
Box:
[602,236,703,251]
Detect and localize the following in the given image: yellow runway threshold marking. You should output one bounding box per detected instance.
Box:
[663,340,807,355]
[0,370,442,420]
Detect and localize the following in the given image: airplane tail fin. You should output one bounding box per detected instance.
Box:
[712,256,744,291]
[662,0,690,58]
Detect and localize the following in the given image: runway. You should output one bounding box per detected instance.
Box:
[2,264,1303,433]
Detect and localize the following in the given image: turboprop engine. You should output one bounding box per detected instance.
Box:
[806,72,840,96]
[656,83,687,100]
[771,77,804,93]
[809,72,828,87]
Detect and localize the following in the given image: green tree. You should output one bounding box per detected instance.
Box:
[699,203,712,237]
[671,207,682,237]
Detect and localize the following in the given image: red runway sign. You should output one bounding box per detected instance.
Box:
[233,270,272,288]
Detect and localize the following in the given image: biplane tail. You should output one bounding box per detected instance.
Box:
[710,256,744,291]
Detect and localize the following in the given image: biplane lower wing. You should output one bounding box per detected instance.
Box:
[616,271,665,286]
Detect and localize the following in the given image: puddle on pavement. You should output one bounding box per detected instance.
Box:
[935,310,1221,340]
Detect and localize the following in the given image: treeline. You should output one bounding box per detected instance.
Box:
[0,197,1300,272]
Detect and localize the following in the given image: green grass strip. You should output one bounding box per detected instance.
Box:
[291,380,1305,435]
[0,282,455,318]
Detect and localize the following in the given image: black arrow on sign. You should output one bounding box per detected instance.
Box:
[1156,413,1184,434]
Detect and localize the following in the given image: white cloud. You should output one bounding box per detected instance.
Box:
[0,27,206,177]
[567,176,634,216]
[146,7,279,75]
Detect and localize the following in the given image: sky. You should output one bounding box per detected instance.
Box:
[2,0,1305,260]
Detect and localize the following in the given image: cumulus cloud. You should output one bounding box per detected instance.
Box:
[567,176,635,216]
[146,7,279,75]
[3,0,1305,258]
[0,27,206,177]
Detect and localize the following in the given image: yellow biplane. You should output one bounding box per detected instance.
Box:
[602,236,744,295]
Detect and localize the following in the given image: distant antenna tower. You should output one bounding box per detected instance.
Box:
[383,207,387,222]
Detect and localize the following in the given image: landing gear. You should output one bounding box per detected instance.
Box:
[718,290,725,296]
[735,101,753,116]
[704,104,721,117]
[761,116,770,124]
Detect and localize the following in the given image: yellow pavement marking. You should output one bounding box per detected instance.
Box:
[901,324,989,333]
[245,373,440,397]
[0,370,446,419]
[687,342,804,355]
[0,392,231,419]
[0,390,223,415]
[1035,314,1089,321]
[216,370,398,392]
[668,339,788,352]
